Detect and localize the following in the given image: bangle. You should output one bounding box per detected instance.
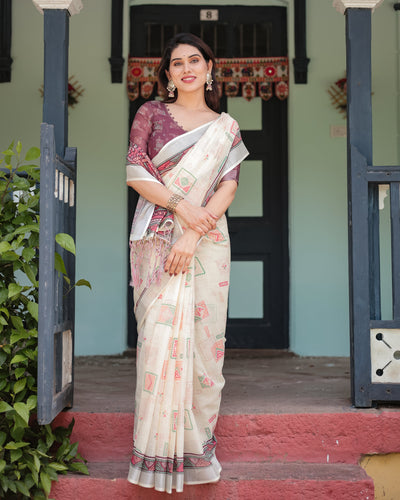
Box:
[166,193,184,213]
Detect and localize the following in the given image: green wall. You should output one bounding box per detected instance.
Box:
[1,0,397,356]
[1,0,129,355]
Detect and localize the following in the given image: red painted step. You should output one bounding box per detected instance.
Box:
[50,461,374,500]
[53,410,400,465]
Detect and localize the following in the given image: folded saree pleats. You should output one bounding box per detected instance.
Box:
[128,224,230,492]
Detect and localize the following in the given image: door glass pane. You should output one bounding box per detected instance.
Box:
[229,261,263,318]
[227,97,262,130]
[228,160,263,217]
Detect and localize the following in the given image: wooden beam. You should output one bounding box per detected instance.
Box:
[293,0,310,84]
[43,9,69,157]
[346,8,376,408]
[109,0,124,83]
[0,0,12,83]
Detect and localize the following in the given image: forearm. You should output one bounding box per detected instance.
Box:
[127,179,217,234]
[127,180,173,208]
[204,180,238,219]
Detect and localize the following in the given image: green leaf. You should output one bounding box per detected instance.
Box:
[10,330,28,345]
[4,441,17,449]
[8,283,22,299]
[0,459,6,473]
[22,247,36,262]
[39,471,51,496]
[30,452,41,472]
[0,288,8,304]
[2,148,15,156]
[14,367,26,379]
[15,480,31,497]
[27,301,38,321]
[25,147,40,161]
[44,466,58,481]
[0,401,13,412]
[8,479,17,493]
[23,262,38,286]
[55,233,76,255]
[54,251,67,275]
[11,315,24,331]
[10,448,23,463]
[0,431,6,447]
[10,425,24,442]
[27,395,37,411]
[0,350,7,366]
[13,402,30,424]
[10,353,27,364]
[48,462,68,472]
[13,378,27,395]
[13,413,29,429]
[16,141,22,154]
[68,461,89,475]
[33,492,46,500]
[75,279,92,290]
[13,224,40,235]
[5,441,29,449]
[0,241,11,253]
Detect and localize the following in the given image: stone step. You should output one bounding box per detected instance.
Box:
[53,410,400,465]
[50,461,374,500]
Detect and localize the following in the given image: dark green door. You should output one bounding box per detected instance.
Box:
[128,5,288,349]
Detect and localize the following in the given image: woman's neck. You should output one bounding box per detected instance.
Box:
[174,91,209,112]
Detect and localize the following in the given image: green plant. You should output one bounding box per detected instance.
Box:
[0,142,88,499]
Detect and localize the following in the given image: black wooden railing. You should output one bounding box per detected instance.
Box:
[350,145,400,406]
[37,123,77,424]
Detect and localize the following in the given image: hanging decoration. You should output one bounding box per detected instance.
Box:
[39,76,85,108]
[328,77,347,118]
[127,56,289,102]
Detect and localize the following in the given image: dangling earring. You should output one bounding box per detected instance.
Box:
[167,80,176,98]
[206,72,213,91]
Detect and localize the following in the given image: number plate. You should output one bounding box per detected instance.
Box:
[200,9,219,21]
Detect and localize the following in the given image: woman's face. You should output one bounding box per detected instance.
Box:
[166,44,212,95]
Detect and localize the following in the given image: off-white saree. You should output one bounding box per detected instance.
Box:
[127,113,248,493]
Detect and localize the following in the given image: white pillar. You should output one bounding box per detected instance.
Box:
[333,0,385,14]
[32,0,83,16]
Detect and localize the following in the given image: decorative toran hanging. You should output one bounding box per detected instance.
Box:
[127,57,289,102]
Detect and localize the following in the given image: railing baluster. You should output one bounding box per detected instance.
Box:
[390,182,400,319]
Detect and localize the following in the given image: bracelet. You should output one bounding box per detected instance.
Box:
[166,193,184,213]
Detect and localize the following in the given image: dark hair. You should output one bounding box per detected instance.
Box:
[158,33,219,112]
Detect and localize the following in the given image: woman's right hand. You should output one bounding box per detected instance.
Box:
[175,199,218,235]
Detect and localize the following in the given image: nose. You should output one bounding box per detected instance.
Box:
[183,61,191,73]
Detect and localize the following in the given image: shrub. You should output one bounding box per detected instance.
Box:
[0,142,88,499]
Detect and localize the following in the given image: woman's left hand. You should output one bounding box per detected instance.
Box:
[165,230,201,276]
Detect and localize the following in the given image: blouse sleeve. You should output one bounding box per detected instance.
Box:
[220,164,240,183]
[127,102,154,158]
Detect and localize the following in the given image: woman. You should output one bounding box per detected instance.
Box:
[126,33,248,493]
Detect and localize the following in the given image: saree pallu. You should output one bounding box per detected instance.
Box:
[127,113,249,493]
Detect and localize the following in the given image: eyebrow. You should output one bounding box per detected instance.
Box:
[171,53,201,62]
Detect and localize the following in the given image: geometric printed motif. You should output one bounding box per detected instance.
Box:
[131,437,217,474]
[194,301,209,322]
[194,257,206,277]
[212,339,225,362]
[143,371,158,394]
[205,228,226,243]
[184,409,193,430]
[173,168,197,195]
[198,373,214,389]
[156,304,176,327]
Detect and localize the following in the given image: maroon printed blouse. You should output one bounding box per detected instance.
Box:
[128,100,240,183]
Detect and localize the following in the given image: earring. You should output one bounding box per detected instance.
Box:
[166,80,176,98]
[206,72,213,91]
